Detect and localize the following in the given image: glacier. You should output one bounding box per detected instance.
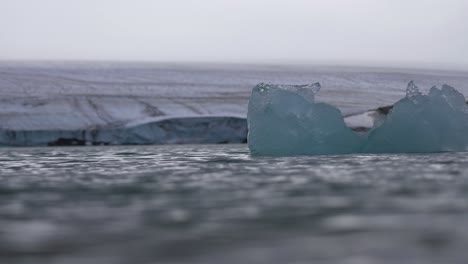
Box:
[248,81,468,156]
[3,62,468,147]
[0,117,247,146]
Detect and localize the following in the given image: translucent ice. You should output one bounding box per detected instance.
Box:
[248,81,468,156]
[247,83,363,156]
[364,82,468,153]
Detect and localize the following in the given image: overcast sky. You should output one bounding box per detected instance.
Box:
[1,0,467,69]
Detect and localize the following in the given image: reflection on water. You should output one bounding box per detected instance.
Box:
[1,145,468,264]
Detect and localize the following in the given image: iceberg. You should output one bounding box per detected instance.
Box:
[247,83,363,156]
[364,82,468,153]
[247,81,468,156]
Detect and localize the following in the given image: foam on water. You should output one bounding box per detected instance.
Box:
[248,81,468,155]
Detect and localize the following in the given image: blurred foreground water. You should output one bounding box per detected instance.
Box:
[1,145,468,263]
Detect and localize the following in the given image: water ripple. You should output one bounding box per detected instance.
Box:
[1,145,468,264]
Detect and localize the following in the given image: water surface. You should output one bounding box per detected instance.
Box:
[1,145,468,264]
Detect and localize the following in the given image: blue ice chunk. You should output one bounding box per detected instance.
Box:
[364,82,468,153]
[247,83,363,156]
[248,81,468,156]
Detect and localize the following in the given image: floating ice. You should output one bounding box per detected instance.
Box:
[248,81,468,156]
[247,83,363,156]
[364,82,468,153]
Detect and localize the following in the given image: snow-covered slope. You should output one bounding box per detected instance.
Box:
[0,95,246,131]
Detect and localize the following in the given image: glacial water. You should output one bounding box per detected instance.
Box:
[1,145,468,264]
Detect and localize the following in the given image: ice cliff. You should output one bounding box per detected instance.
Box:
[248,81,468,155]
[0,117,247,146]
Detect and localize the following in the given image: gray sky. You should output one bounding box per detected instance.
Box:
[1,0,467,69]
